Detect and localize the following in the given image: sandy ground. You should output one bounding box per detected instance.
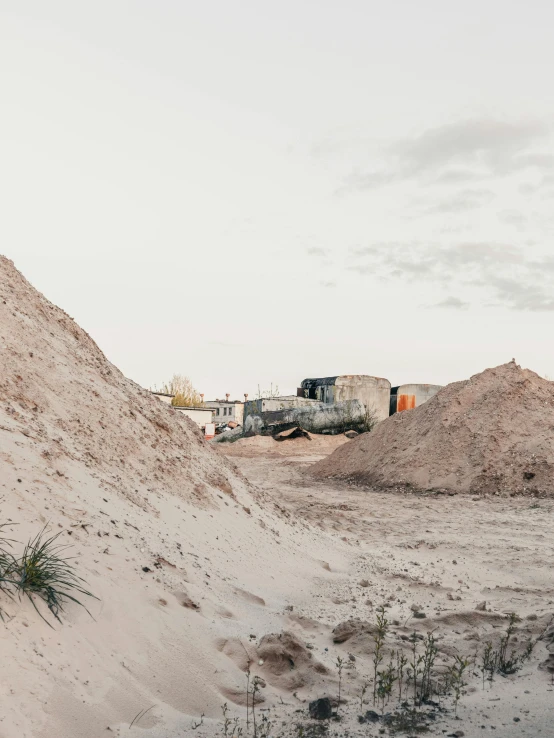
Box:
[2,258,553,738]
[196,436,554,738]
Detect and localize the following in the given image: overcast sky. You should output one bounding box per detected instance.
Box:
[3,1,554,398]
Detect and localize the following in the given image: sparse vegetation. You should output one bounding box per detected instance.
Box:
[448,655,469,717]
[222,703,243,738]
[0,524,96,626]
[214,608,549,737]
[191,713,205,730]
[372,606,388,704]
[255,384,280,400]
[336,400,378,435]
[359,678,370,711]
[335,656,344,715]
[360,404,379,433]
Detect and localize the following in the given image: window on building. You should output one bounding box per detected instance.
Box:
[216,408,220,416]
[223,407,227,416]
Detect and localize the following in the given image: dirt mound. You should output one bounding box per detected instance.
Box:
[274,426,312,441]
[256,631,329,690]
[312,362,554,496]
[0,256,239,508]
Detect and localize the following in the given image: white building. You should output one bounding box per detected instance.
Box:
[204,395,245,427]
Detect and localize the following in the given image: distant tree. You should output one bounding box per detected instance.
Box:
[157,375,204,407]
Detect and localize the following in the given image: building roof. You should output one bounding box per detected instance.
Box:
[300,376,339,388]
[173,406,212,412]
[301,375,389,388]
[204,399,244,404]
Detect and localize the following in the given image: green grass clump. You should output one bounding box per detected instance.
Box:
[0,525,96,626]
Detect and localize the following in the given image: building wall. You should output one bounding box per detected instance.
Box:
[334,376,391,421]
[173,407,214,427]
[204,401,244,425]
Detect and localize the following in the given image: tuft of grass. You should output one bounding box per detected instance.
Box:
[8,527,97,626]
[0,524,15,586]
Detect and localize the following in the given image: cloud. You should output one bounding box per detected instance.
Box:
[306,247,329,256]
[341,170,398,192]
[432,169,487,185]
[498,210,527,230]
[340,118,554,193]
[486,275,554,311]
[430,296,469,309]
[320,280,337,288]
[425,188,494,214]
[392,119,549,174]
[348,241,554,311]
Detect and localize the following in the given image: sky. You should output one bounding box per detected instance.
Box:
[2,1,554,399]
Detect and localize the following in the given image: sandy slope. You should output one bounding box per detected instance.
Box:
[0,257,347,737]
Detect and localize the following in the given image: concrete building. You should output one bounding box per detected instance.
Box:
[389,384,442,414]
[204,395,245,427]
[299,375,391,422]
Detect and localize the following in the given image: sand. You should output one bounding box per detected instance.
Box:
[312,362,554,496]
[0,257,343,737]
[1,256,553,738]
[219,431,349,459]
[220,445,554,737]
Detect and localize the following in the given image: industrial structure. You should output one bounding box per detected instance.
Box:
[389,384,442,415]
[243,395,322,430]
[299,375,392,422]
[153,376,443,439]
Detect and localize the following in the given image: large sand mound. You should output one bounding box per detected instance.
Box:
[0,258,337,737]
[0,256,239,508]
[312,362,554,496]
